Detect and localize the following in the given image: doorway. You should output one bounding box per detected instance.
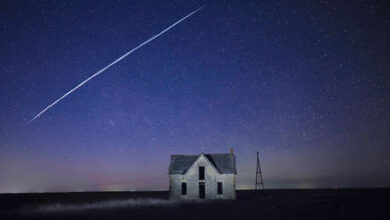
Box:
[199,182,205,199]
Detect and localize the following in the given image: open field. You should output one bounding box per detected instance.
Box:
[1,189,389,219]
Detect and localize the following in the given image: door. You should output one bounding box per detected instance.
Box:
[199,182,205,199]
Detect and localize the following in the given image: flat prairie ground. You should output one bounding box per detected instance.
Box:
[0,189,389,220]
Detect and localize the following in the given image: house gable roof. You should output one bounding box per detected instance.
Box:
[169,153,236,174]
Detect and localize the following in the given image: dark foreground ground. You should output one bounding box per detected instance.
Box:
[0,188,389,220]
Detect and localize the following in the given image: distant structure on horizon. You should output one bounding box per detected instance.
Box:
[168,149,237,200]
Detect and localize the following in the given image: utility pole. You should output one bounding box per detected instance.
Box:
[255,151,265,191]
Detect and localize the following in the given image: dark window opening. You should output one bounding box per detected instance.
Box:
[181,182,187,195]
[199,166,205,180]
[218,182,223,194]
[199,182,205,199]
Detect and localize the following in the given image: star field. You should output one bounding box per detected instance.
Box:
[0,0,389,192]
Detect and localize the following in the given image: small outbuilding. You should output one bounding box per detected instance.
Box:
[168,150,237,200]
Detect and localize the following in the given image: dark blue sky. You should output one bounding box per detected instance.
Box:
[0,0,389,192]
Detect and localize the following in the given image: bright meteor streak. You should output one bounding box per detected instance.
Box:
[30,5,205,122]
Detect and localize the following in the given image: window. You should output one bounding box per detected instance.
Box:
[199,166,205,180]
[217,182,223,194]
[181,182,187,195]
[199,182,205,199]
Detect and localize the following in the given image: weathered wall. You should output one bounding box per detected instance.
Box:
[169,154,236,200]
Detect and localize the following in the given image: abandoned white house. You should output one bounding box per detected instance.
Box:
[168,150,237,200]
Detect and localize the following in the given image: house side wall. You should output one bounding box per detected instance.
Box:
[169,155,236,200]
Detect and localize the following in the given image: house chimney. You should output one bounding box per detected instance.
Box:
[230,148,234,155]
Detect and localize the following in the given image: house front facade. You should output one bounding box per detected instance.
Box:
[168,150,236,200]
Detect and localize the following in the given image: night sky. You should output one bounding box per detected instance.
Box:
[0,0,389,193]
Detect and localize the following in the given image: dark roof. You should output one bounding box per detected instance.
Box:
[169,153,236,174]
